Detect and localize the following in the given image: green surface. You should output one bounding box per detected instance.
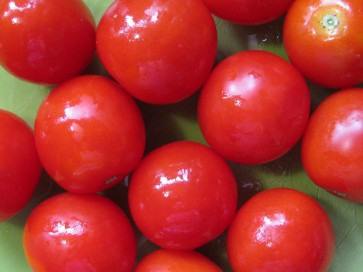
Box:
[1,1,363,271]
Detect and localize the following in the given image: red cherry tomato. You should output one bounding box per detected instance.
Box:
[96,0,217,104]
[198,50,310,165]
[128,141,238,250]
[227,188,335,272]
[283,0,363,88]
[202,0,294,25]
[34,75,145,194]
[0,109,42,221]
[302,88,363,203]
[23,192,136,272]
[0,0,95,85]
[134,249,222,272]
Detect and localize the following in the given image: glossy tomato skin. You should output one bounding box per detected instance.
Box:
[34,75,145,194]
[198,50,310,165]
[96,0,217,104]
[128,141,238,250]
[0,0,95,85]
[134,249,222,272]
[0,110,42,221]
[302,88,363,202]
[202,0,294,25]
[23,193,137,272]
[283,0,363,88]
[227,188,335,272]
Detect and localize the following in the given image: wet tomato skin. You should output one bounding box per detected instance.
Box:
[302,88,363,202]
[283,0,363,88]
[202,0,294,25]
[227,188,335,272]
[0,110,42,222]
[134,249,222,272]
[198,50,310,165]
[128,141,238,250]
[23,193,137,272]
[34,75,146,194]
[0,0,96,85]
[96,0,217,104]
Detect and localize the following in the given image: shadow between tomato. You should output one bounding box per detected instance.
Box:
[138,91,204,153]
[215,15,285,62]
[8,170,65,227]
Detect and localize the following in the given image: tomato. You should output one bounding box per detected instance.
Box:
[96,0,217,104]
[23,192,136,272]
[34,75,145,194]
[302,88,363,203]
[283,0,363,89]
[202,0,294,25]
[128,141,238,250]
[134,249,222,272]
[0,109,42,221]
[227,188,335,272]
[198,50,310,165]
[0,0,95,85]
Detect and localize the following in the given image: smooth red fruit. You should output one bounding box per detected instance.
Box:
[23,193,137,272]
[128,141,238,250]
[96,0,217,104]
[227,188,335,272]
[0,0,95,85]
[202,0,294,25]
[198,50,310,164]
[302,88,363,203]
[134,249,222,272]
[34,75,145,194]
[283,0,363,88]
[0,109,42,221]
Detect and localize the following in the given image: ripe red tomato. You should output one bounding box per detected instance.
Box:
[0,0,95,85]
[134,249,222,272]
[202,0,294,25]
[96,0,217,104]
[0,110,42,222]
[128,141,238,250]
[23,192,136,272]
[302,88,363,203]
[198,50,310,165]
[283,0,363,88]
[34,75,145,194]
[227,188,335,272]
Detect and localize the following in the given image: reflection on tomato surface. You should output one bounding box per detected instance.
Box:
[0,0,96,84]
[198,50,310,165]
[227,188,335,272]
[283,0,363,88]
[302,88,363,203]
[96,0,217,104]
[128,141,238,250]
[3,0,363,271]
[23,193,137,272]
[34,75,146,194]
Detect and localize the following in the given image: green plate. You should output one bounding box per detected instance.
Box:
[1,1,363,271]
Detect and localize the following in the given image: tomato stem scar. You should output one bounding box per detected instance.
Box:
[321,14,339,30]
